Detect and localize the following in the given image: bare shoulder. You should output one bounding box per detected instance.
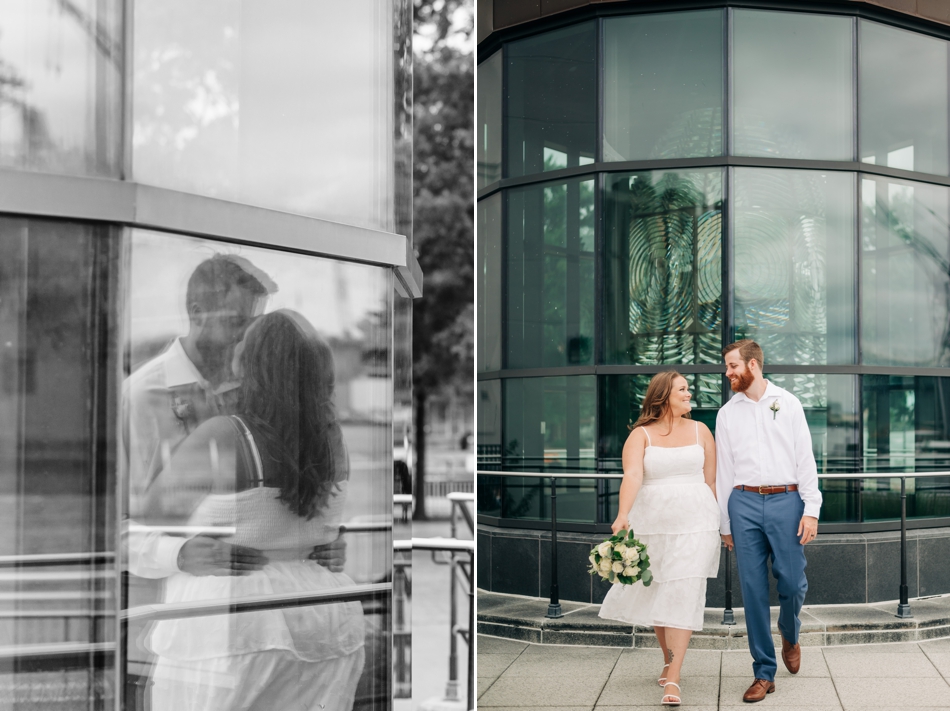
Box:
[623,426,647,448]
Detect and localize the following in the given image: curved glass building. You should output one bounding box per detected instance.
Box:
[0,1,416,709]
[477,0,950,606]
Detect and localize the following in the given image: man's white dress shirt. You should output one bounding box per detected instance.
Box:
[715,380,822,535]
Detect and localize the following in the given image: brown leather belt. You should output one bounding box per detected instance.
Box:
[734,485,799,495]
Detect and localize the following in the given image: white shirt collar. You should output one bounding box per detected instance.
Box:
[732,379,783,404]
[162,338,209,389]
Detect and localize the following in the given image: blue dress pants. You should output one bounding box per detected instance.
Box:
[728,489,808,681]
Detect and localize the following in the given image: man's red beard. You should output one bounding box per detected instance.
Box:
[730,368,755,393]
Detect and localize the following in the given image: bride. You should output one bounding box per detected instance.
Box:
[147,309,365,711]
[598,371,720,707]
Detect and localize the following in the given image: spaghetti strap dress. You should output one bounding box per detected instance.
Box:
[598,422,721,631]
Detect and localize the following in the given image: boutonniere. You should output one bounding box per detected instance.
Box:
[769,400,781,420]
[171,394,197,431]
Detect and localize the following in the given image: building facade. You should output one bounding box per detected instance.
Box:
[477,0,950,606]
[0,1,417,709]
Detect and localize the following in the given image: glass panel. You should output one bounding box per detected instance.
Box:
[478,194,503,372]
[477,379,502,472]
[477,50,503,188]
[861,175,950,367]
[506,22,596,178]
[734,168,855,365]
[0,219,117,708]
[121,233,392,709]
[507,178,595,369]
[862,375,950,521]
[394,0,413,242]
[604,10,723,161]
[133,0,394,231]
[0,0,122,176]
[392,288,411,699]
[503,376,596,472]
[860,20,948,176]
[603,169,723,365]
[733,10,852,161]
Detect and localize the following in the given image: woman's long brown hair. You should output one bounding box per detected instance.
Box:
[630,371,690,434]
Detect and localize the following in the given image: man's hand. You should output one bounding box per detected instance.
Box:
[310,535,347,573]
[797,515,818,545]
[721,534,734,551]
[177,536,268,576]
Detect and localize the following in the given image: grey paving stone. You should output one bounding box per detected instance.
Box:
[822,640,924,654]
[719,676,841,706]
[824,629,916,646]
[478,622,543,643]
[833,677,950,708]
[478,653,519,678]
[478,676,497,699]
[519,645,624,661]
[479,635,531,654]
[720,647,830,677]
[598,671,720,706]
[501,657,616,680]
[542,629,634,647]
[921,651,950,677]
[477,674,606,707]
[921,638,950,652]
[805,604,916,632]
[823,651,939,678]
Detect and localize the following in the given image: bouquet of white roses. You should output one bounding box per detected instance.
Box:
[588,529,653,586]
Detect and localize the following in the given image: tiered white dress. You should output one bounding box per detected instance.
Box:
[148,480,365,711]
[598,423,720,631]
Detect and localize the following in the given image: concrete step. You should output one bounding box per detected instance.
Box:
[477,589,950,648]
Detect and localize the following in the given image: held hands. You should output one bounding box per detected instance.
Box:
[177,535,268,576]
[720,534,734,551]
[310,534,347,572]
[798,515,818,545]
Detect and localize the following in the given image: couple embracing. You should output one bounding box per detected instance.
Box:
[599,340,821,706]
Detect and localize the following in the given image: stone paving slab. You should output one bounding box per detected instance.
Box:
[823,650,940,678]
[718,676,841,706]
[613,648,722,678]
[720,648,830,678]
[599,672,721,706]
[478,674,606,707]
[833,676,950,708]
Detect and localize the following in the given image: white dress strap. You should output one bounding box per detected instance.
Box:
[695,421,700,445]
[232,415,265,487]
[643,427,652,446]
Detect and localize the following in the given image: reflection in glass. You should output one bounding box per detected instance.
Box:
[122,232,392,710]
[393,0,413,241]
[604,10,723,161]
[862,376,950,520]
[477,379,502,472]
[733,10,852,160]
[133,0,394,231]
[734,168,855,365]
[507,178,595,369]
[861,175,950,367]
[496,477,599,523]
[477,50,503,188]
[503,376,595,472]
[0,219,117,708]
[0,0,122,176]
[604,169,722,365]
[478,194,502,372]
[506,22,596,178]
[860,20,948,176]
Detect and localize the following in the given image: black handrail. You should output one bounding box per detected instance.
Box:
[478,470,924,620]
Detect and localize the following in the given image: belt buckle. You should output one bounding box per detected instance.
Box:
[758,485,769,495]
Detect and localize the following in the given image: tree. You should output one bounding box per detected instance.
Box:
[411,10,473,518]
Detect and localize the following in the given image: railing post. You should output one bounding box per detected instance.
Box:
[721,543,736,625]
[444,500,460,699]
[546,476,562,618]
[896,476,913,618]
[467,549,475,711]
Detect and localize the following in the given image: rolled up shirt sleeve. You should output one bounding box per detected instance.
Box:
[792,398,822,520]
[715,409,736,535]
[125,523,187,579]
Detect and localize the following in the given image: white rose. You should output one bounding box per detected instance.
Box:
[624,565,640,577]
[612,561,624,574]
[599,558,612,573]
[589,554,598,567]
[623,547,638,561]
[597,542,612,557]
[615,544,627,556]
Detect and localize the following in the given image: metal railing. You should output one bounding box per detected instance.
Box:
[477,470,935,621]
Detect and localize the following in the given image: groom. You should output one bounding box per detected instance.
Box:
[715,340,822,703]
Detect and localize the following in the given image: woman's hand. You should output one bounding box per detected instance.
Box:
[611,516,629,535]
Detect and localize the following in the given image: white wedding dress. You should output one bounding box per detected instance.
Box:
[598,422,720,631]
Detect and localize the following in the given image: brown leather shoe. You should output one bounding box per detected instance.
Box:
[781,635,801,674]
[742,679,775,703]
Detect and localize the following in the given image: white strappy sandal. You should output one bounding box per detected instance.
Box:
[661,682,681,706]
[658,663,670,687]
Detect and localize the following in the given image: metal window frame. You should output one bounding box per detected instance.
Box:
[0,169,422,298]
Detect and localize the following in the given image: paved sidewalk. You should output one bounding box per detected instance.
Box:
[477,634,950,710]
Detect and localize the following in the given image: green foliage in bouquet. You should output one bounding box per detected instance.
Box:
[588,528,653,586]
